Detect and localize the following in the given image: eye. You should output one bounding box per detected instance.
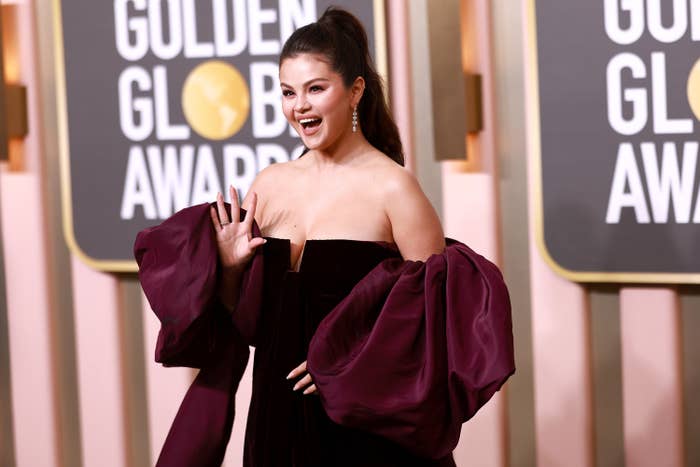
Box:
[309,85,324,93]
[282,89,295,97]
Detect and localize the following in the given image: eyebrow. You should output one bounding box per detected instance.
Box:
[280,77,330,88]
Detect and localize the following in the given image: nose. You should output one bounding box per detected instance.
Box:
[294,95,310,113]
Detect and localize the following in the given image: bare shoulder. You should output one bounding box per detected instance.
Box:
[371,155,445,261]
[375,159,420,194]
[242,160,297,222]
[366,155,425,206]
[246,159,304,196]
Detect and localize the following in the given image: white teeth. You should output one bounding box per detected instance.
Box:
[299,118,320,124]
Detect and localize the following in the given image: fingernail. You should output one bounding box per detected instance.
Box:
[286,370,294,379]
[292,382,300,391]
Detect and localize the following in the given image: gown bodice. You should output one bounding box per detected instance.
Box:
[246,238,454,467]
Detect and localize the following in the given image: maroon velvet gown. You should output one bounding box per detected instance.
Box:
[135,203,515,467]
[246,237,455,466]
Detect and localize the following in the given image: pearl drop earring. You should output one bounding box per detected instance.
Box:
[352,106,358,133]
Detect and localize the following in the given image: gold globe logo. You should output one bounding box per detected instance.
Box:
[182,60,250,140]
[688,58,700,121]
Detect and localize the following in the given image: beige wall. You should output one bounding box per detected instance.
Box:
[1,1,698,466]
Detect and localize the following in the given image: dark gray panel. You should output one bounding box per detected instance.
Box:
[535,0,700,275]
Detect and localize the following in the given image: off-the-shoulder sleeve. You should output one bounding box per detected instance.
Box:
[134,202,264,367]
[306,238,515,460]
[135,203,265,466]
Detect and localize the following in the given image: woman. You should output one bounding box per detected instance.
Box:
[136,7,514,467]
[214,7,445,395]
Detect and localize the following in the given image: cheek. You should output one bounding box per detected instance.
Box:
[281,99,295,122]
[319,95,349,122]
[329,103,351,127]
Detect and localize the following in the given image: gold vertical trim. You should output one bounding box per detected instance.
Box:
[373,0,388,81]
[464,73,483,133]
[525,0,700,284]
[5,84,27,137]
[0,4,8,160]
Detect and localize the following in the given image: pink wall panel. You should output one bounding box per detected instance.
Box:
[442,171,499,259]
[528,247,593,467]
[456,396,508,467]
[2,2,60,465]
[442,1,509,465]
[522,1,594,463]
[620,288,684,467]
[71,257,127,467]
[0,173,59,467]
[387,0,415,173]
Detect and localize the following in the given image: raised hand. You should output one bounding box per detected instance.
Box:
[287,360,317,395]
[209,185,266,272]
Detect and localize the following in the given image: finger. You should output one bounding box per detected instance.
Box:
[209,206,223,232]
[243,192,257,229]
[229,185,240,221]
[216,192,229,226]
[286,360,307,380]
[303,384,317,395]
[249,236,267,249]
[293,373,312,391]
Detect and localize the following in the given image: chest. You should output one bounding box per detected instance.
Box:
[260,179,391,241]
[258,177,393,270]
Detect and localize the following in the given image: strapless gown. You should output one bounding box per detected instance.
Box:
[245,237,454,466]
[135,203,514,467]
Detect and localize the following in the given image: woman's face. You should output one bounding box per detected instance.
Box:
[279,53,358,152]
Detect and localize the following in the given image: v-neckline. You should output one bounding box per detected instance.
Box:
[291,240,307,273]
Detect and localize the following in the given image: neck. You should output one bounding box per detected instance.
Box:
[309,130,371,169]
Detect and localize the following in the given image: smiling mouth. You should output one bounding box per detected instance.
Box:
[299,117,322,129]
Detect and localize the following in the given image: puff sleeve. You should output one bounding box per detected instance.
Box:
[134,202,264,367]
[306,239,515,460]
[134,203,264,467]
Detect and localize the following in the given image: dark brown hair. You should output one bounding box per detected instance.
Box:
[280,7,404,166]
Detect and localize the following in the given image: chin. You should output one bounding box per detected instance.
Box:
[302,133,345,153]
[301,136,327,151]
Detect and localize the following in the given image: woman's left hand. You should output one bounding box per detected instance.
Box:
[287,360,317,395]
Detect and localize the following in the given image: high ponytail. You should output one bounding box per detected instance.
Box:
[280,7,405,166]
